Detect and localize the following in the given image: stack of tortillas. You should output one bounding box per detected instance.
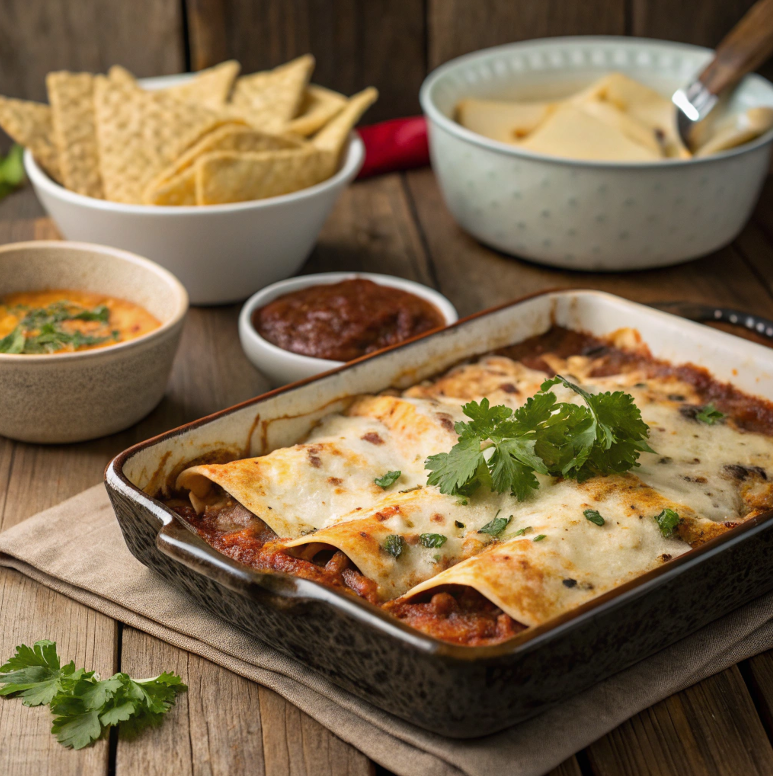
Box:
[0,56,377,205]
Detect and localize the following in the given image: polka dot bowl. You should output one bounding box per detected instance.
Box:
[420,37,773,271]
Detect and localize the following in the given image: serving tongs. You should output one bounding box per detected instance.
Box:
[672,0,773,150]
[650,300,773,340]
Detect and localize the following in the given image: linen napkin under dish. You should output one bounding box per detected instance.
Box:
[0,485,771,776]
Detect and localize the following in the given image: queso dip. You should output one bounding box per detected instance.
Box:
[0,290,161,354]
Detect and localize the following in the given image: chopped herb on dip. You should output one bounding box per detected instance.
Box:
[0,290,160,355]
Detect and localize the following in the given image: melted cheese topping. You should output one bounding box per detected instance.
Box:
[177,333,773,627]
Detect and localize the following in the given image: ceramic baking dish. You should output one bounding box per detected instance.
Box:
[105,289,773,737]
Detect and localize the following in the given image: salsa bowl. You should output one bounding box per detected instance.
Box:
[0,241,188,444]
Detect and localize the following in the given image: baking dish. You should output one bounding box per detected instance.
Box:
[105,289,773,737]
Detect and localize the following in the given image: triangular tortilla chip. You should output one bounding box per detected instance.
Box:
[230,55,315,131]
[455,98,553,144]
[107,65,138,87]
[94,76,243,203]
[143,124,303,202]
[145,166,197,206]
[196,148,330,204]
[165,61,240,109]
[312,87,378,174]
[0,96,61,181]
[46,71,103,197]
[286,85,347,137]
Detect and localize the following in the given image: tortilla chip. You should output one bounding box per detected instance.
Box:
[196,148,330,204]
[285,85,347,137]
[107,65,138,86]
[94,75,243,203]
[145,166,197,206]
[230,55,315,131]
[143,124,303,203]
[46,71,103,197]
[0,96,61,181]
[165,61,240,109]
[312,87,378,174]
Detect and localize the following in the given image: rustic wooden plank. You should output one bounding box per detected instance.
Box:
[403,167,773,318]
[258,687,374,776]
[305,174,435,285]
[744,651,773,740]
[586,666,773,776]
[427,0,626,69]
[0,0,184,103]
[186,0,230,71]
[0,568,116,776]
[184,0,426,121]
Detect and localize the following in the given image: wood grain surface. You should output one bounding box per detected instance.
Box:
[1,162,773,776]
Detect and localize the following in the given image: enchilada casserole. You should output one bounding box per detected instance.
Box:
[164,326,773,647]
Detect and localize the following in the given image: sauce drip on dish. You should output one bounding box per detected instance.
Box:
[0,290,161,355]
[251,278,446,361]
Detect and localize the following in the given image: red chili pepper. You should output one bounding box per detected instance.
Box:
[356,116,429,179]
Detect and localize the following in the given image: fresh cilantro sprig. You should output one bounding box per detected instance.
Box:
[425,375,653,501]
[0,640,186,749]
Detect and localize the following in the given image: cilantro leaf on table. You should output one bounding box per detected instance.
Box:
[425,375,652,503]
[0,640,186,749]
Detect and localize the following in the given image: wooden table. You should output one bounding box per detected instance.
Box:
[1,167,773,776]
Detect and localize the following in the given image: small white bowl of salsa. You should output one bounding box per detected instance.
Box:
[0,241,188,443]
[239,272,457,386]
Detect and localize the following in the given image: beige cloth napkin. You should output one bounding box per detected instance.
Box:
[1,485,772,776]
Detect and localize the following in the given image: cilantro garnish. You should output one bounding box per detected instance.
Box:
[695,404,725,425]
[0,301,116,354]
[426,376,652,502]
[0,640,186,749]
[584,509,605,526]
[533,534,546,542]
[383,534,405,558]
[420,533,447,548]
[374,470,401,489]
[478,511,511,537]
[654,508,681,539]
[513,526,530,537]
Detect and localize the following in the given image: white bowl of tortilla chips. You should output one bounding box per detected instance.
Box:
[421,37,773,271]
[5,57,375,304]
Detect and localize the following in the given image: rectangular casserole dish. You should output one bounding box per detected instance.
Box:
[105,289,773,738]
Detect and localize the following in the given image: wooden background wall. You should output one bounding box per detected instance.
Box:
[0,0,767,125]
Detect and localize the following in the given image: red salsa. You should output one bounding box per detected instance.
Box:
[252,278,446,361]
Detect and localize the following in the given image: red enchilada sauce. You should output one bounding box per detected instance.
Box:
[252,278,445,361]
